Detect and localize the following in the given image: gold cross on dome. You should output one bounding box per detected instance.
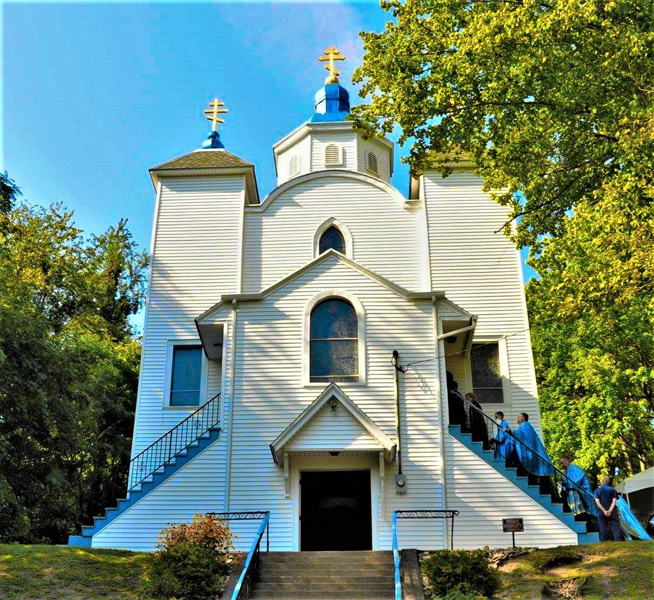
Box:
[204,97,228,132]
[318,45,346,84]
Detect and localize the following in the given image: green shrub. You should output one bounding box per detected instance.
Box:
[421,549,501,599]
[439,591,488,600]
[140,514,234,600]
[141,541,229,600]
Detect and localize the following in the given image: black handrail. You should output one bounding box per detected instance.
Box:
[458,396,596,516]
[128,393,221,491]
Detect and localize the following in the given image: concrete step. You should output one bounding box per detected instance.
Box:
[250,593,394,600]
[258,566,395,576]
[261,552,392,564]
[254,583,393,592]
[257,575,394,584]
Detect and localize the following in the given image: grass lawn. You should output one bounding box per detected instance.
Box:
[0,544,149,599]
[498,541,654,600]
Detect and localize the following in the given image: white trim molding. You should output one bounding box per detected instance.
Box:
[163,340,209,409]
[269,383,397,466]
[302,289,367,386]
[313,217,354,259]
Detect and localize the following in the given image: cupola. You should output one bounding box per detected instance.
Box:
[272,46,394,187]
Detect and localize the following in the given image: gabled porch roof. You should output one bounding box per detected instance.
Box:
[269,383,397,466]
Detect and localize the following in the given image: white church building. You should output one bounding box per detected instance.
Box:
[69,49,596,554]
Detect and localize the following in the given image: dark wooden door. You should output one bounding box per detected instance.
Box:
[300,470,372,551]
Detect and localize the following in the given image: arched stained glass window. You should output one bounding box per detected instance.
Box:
[319,225,346,255]
[310,299,358,382]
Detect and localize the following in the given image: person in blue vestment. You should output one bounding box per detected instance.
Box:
[594,476,623,541]
[559,457,596,517]
[503,413,556,477]
[489,411,512,461]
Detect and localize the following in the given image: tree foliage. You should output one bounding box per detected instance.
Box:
[527,187,653,481]
[353,0,653,480]
[0,172,20,214]
[350,0,653,248]
[0,196,149,543]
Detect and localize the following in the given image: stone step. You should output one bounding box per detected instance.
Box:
[258,575,394,584]
[250,592,395,600]
[260,553,392,565]
[258,566,395,577]
[254,582,394,592]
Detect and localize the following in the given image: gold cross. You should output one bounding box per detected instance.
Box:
[204,97,228,132]
[318,45,346,84]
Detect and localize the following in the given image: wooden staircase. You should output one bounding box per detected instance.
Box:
[249,551,396,600]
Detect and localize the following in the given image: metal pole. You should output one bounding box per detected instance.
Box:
[512,532,516,549]
[392,350,403,475]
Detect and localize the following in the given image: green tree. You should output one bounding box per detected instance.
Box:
[0,172,20,214]
[0,198,149,543]
[527,188,653,481]
[352,0,653,479]
[350,0,653,248]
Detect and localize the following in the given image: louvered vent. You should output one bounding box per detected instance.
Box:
[325,144,341,166]
[367,152,378,175]
[289,155,300,177]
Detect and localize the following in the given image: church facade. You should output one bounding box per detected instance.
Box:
[70,50,592,552]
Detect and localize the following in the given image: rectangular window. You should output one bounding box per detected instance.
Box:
[471,342,504,403]
[170,345,203,406]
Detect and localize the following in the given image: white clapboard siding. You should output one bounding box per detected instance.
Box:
[92,441,227,551]
[310,132,357,172]
[423,171,540,433]
[277,136,311,186]
[132,176,243,459]
[223,256,444,551]
[358,138,391,182]
[286,404,382,452]
[242,176,425,294]
[444,436,577,548]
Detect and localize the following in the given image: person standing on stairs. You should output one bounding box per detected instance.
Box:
[446,371,467,431]
[503,413,555,494]
[465,392,489,450]
[559,457,595,517]
[594,476,623,542]
[490,411,512,461]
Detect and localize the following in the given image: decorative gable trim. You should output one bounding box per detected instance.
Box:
[196,250,446,324]
[269,383,397,466]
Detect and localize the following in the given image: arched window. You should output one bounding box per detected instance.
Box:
[366,152,378,175]
[310,299,358,382]
[319,225,346,254]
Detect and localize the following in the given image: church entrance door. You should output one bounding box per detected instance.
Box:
[300,469,372,551]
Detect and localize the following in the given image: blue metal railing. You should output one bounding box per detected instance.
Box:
[460,397,597,514]
[392,509,459,600]
[231,511,270,600]
[391,511,402,600]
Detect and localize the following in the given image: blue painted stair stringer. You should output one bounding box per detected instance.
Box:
[448,425,599,545]
[68,426,221,546]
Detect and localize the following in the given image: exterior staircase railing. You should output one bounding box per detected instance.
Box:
[128,392,221,492]
[458,396,597,520]
[392,510,459,600]
[231,511,270,600]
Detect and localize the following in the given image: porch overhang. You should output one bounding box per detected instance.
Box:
[269,383,397,467]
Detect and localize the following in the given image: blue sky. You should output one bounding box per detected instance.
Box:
[3,1,535,324]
